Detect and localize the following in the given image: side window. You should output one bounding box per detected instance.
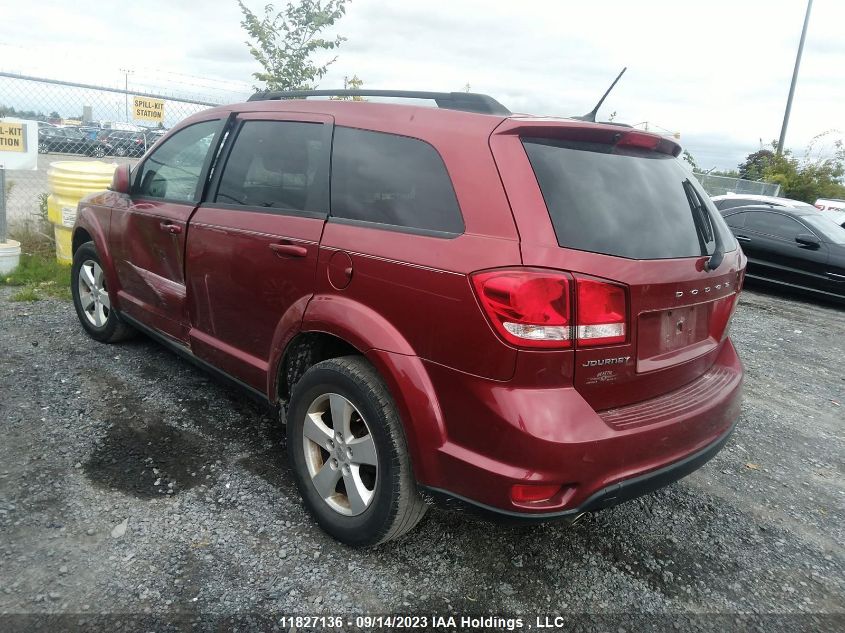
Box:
[215,120,327,213]
[134,120,221,203]
[330,127,464,234]
[724,212,745,229]
[745,212,803,239]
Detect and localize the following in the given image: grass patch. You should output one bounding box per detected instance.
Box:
[3,218,72,302]
[2,253,71,301]
[10,286,42,302]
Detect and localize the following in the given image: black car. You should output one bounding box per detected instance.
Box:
[96,130,151,157]
[721,205,845,303]
[38,127,111,158]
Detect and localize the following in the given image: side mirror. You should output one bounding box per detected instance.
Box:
[795,233,820,248]
[110,163,131,194]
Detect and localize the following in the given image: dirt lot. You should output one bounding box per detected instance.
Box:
[0,284,843,631]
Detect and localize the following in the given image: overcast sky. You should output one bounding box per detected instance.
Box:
[2,0,843,169]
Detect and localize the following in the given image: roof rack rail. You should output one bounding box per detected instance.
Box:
[246,89,511,115]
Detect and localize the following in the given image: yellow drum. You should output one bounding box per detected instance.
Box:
[47,161,117,264]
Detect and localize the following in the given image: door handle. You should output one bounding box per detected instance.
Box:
[159,221,182,235]
[269,242,307,258]
[827,272,845,282]
[735,235,750,243]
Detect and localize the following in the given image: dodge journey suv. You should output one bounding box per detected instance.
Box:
[70,90,745,546]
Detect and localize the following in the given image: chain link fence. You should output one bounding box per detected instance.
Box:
[0,72,231,233]
[694,172,781,198]
[2,72,787,236]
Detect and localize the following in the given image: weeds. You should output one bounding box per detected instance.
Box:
[2,208,71,302]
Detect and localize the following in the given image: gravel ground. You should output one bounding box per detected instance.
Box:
[0,284,843,631]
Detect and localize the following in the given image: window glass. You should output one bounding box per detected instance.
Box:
[802,214,845,244]
[215,120,327,213]
[522,138,736,259]
[330,127,464,234]
[135,120,220,203]
[744,212,804,239]
[724,212,746,229]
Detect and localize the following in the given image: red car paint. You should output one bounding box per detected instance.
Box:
[73,98,745,517]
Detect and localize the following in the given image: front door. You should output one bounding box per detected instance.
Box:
[185,113,331,391]
[111,117,225,342]
[738,210,830,292]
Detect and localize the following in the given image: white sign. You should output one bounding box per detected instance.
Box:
[61,206,77,228]
[0,119,38,170]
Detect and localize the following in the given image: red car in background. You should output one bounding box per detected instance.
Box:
[70,90,745,546]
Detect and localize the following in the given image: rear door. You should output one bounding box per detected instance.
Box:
[492,122,745,410]
[184,112,331,391]
[111,117,225,342]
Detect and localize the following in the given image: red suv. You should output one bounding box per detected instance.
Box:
[70,90,745,546]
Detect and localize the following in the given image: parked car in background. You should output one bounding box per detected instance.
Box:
[815,198,845,212]
[70,90,746,546]
[711,193,816,211]
[97,130,151,157]
[720,205,845,303]
[38,127,111,157]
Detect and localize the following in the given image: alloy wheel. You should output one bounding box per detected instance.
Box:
[302,393,379,516]
[77,259,110,327]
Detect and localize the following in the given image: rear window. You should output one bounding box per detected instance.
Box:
[523,139,736,260]
[330,127,464,235]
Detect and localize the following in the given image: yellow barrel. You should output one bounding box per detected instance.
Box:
[47,161,117,264]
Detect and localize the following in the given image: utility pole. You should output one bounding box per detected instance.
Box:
[119,68,134,122]
[777,0,813,155]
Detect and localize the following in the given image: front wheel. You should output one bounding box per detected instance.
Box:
[92,146,106,158]
[71,242,134,343]
[287,356,427,546]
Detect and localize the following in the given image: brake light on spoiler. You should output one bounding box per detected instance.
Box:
[471,268,627,349]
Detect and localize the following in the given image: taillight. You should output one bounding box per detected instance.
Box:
[471,269,573,349]
[575,275,627,346]
[471,268,628,349]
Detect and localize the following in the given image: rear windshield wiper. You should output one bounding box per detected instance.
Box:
[683,179,724,271]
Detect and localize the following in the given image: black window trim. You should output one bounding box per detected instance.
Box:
[130,117,228,206]
[201,115,332,220]
[327,124,465,238]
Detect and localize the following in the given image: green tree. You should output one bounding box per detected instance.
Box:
[737,134,845,203]
[330,74,365,100]
[238,0,349,91]
[681,149,699,171]
[738,148,775,181]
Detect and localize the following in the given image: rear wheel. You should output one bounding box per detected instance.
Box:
[287,356,427,546]
[71,242,134,343]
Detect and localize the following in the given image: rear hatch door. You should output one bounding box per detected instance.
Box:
[491,120,745,410]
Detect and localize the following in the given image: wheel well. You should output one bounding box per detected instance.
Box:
[278,332,360,405]
[72,228,92,255]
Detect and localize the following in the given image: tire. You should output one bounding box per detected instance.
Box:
[71,242,135,343]
[287,356,427,546]
[115,146,127,157]
[92,146,106,158]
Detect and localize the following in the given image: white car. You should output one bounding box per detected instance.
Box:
[710,193,817,212]
[815,198,845,212]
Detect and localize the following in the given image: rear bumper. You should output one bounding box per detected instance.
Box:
[421,418,735,521]
[413,337,743,515]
